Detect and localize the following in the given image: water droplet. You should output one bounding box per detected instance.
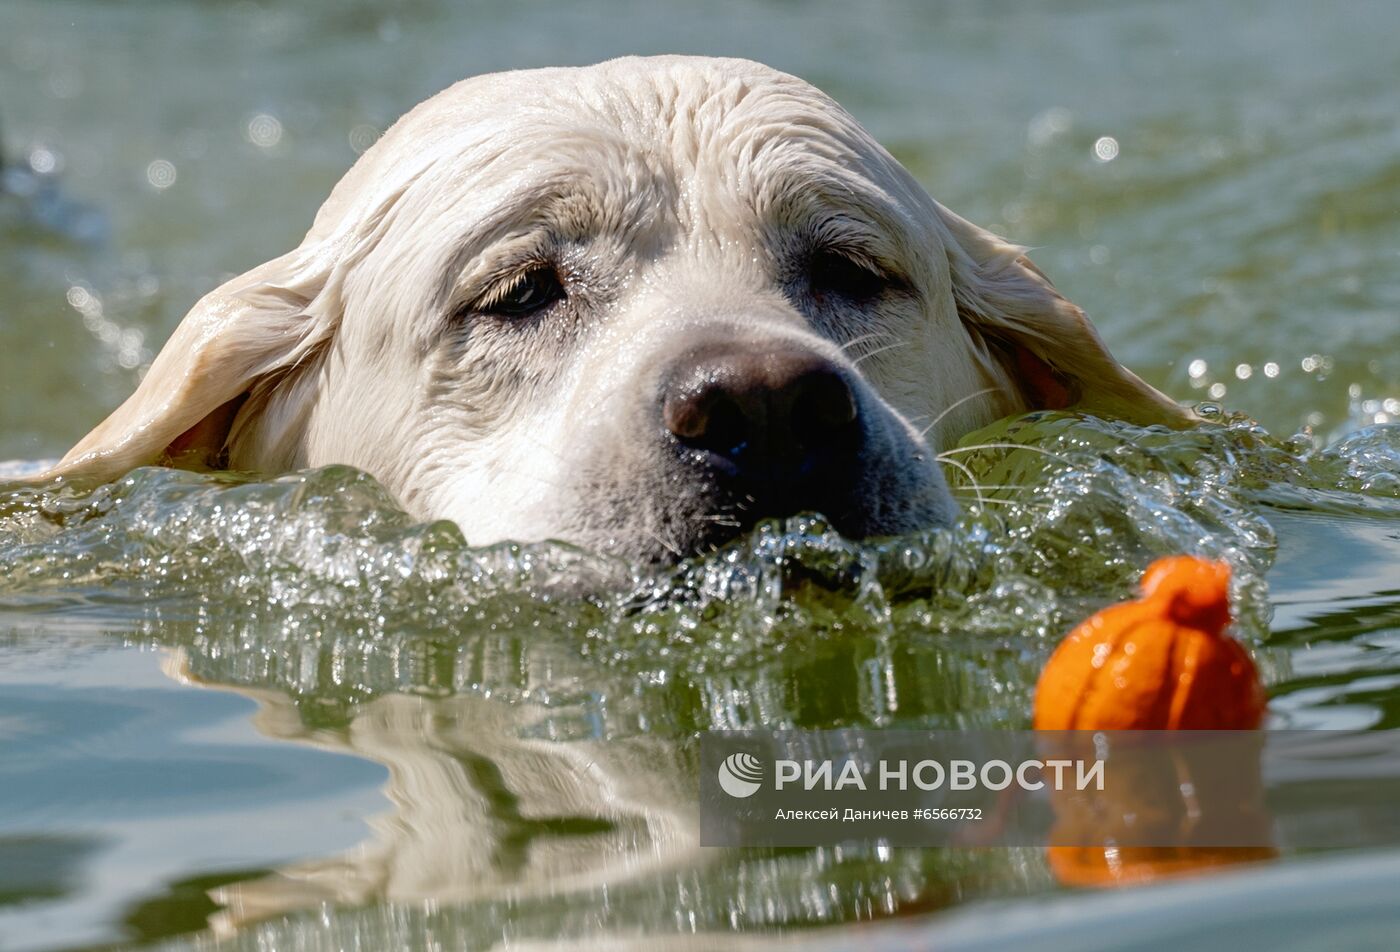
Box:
[146,159,177,190]
[246,113,283,149]
[348,124,380,155]
[1093,136,1119,162]
[28,147,59,175]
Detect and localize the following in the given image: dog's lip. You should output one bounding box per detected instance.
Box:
[674,442,855,496]
[671,444,867,533]
[679,444,742,480]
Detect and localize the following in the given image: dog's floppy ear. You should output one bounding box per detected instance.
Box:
[938,206,1196,428]
[42,249,336,483]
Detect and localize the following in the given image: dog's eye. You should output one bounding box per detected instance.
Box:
[482,266,565,318]
[808,249,889,302]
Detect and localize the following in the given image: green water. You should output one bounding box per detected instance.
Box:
[3,1,1400,950]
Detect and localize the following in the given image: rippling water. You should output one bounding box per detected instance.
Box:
[4,1,1400,950]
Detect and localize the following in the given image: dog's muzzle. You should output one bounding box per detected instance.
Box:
[659,341,873,538]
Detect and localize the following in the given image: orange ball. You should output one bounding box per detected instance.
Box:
[1033,556,1266,731]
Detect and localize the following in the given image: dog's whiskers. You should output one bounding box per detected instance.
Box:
[837,332,889,357]
[951,483,1041,494]
[696,513,742,527]
[644,529,683,558]
[851,340,910,368]
[959,495,1053,511]
[918,387,1000,440]
[937,441,1077,466]
[935,456,987,511]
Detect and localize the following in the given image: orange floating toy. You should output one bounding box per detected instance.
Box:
[1035,556,1274,887]
[1034,555,1266,731]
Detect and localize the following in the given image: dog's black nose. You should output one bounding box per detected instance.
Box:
[661,343,862,519]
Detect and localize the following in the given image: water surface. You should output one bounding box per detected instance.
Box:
[3,1,1400,950]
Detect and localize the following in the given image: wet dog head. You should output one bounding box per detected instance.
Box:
[48,57,1190,561]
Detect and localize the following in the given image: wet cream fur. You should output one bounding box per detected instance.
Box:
[46,56,1190,556]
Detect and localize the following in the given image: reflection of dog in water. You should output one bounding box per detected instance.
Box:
[161,651,699,937]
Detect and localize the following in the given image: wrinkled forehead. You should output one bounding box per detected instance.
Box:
[308,57,935,253]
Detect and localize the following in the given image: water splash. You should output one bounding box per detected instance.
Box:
[3,414,1398,722]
